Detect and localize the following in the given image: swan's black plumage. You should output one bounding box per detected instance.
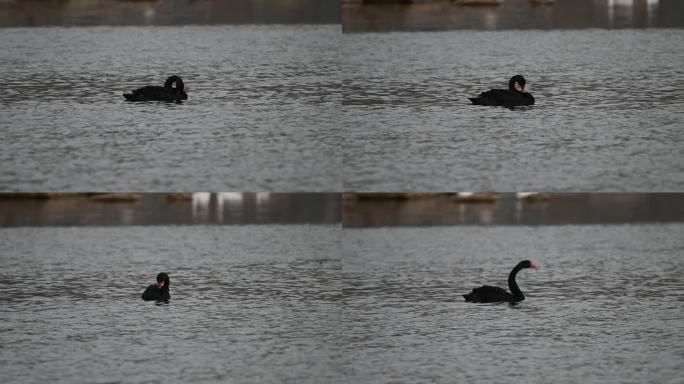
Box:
[142,272,170,301]
[124,76,187,102]
[469,75,535,106]
[463,260,536,303]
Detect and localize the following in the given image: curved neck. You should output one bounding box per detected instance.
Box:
[508,78,523,93]
[159,279,169,291]
[164,77,183,90]
[508,78,517,91]
[508,264,524,299]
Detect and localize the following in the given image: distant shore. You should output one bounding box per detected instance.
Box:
[0,0,340,27]
[0,193,341,226]
[343,193,684,227]
[343,0,681,32]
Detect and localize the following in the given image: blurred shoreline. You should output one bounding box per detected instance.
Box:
[343,193,684,227]
[0,193,341,226]
[343,0,684,32]
[4,193,683,227]
[0,0,340,27]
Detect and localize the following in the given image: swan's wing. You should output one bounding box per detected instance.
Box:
[467,285,513,302]
[131,85,163,95]
[141,284,158,300]
[476,89,508,99]
[473,89,533,106]
[522,92,535,104]
[470,89,510,105]
[125,86,176,101]
[471,285,508,295]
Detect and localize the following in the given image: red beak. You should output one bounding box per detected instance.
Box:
[530,262,538,269]
[157,280,164,289]
[520,84,525,92]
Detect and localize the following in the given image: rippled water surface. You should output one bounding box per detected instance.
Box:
[0,225,341,384]
[342,29,684,190]
[0,25,340,191]
[341,224,684,383]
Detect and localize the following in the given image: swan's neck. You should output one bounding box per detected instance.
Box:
[508,78,517,91]
[508,78,523,93]
[508,265,524,299]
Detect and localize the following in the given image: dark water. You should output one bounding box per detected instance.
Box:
[0,25,340,191]
[341,224,684,383]
[342,29,684,191]
[0,225,341,384]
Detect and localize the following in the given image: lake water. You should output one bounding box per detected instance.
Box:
[0,25,341,191]
[341,224,684,383]
[342,29,684,191]
[2,222,683,383]
[0,225,341,384]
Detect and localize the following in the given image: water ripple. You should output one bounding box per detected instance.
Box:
[342,29,684,190]
[0,25,342,191]
[0,225,341,384]
[340,224,684,384]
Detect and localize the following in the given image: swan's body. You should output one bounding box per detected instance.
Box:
[469,75,535,107]
[463,260,536,303]
[142,272,170,301]
[124,76,187,102]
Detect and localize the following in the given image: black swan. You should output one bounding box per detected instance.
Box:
[468,75,535,106]
[123,76,188,102]
[463,260,537,303]
[142,272,170,301]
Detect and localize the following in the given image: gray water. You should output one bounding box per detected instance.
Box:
[0,25,341,191]
[2,223,683,383]
[341,224,684,383]
[0,225,341,384]
[342,29,684,191]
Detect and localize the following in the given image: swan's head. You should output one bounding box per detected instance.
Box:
[176,89,188,101]
[521,260,537,269]
[509,75,527,93]
[164,76,188,100]
[156,272,170,290]
[164,76,184,89]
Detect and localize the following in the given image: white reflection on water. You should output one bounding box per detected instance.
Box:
[646,0,659,24]
[192,192,212,222]
[607,0,659,25]
[607,0,632,24]
[257,192,271,205]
